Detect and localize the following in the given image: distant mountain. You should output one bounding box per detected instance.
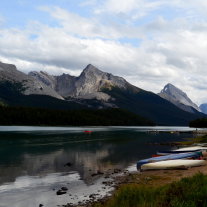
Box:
[29,64,137,102]
[103,87,205,126]
[0,62,63,100]
[31,64,205,125]
[158,83,200,113]
[0,61,205,126]
[199,104,207,114]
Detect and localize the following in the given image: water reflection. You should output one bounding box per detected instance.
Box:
[0,128,191,184]
[0,127,193,206]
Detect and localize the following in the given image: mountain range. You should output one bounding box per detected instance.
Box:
[0,61,205,126]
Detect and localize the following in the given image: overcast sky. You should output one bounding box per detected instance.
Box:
[1,0,207,105]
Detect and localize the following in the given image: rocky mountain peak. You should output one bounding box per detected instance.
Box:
[161,83,192,103]
[161,83,183,95]
[158,83,200,113]
[28,63,139,101]
[83,64,100,72]
[80,64,104,78]
[73,64,130,99]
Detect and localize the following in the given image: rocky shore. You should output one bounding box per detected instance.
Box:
[38,132,207,207]
[67,133,207,207]
[58,160,207,207]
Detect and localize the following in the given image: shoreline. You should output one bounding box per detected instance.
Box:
[77,132,207,207]
[1,127,206,207]
[72,163,207,207]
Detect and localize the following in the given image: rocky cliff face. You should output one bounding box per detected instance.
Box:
[29,64,135,101]
[28,71,57,89]
[70,64,129,101]
[0,62,63,100]
[0,61,140,105]
[158,83,200,113]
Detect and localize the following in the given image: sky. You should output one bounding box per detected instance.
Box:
[1,0,207,105]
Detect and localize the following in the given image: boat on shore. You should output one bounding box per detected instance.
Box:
[141,159,206,171]
[174,146,207,152]
[157,149,201,155]
[157,145,207,155]
[137,151,202,169]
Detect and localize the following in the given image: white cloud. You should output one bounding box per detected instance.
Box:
[95,0,164,19]
[1,2,207,105]
[39,6,145,39]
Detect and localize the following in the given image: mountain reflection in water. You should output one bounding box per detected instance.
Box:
[0,126,193,185]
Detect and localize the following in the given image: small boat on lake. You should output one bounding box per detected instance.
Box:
[84,130,93,134]
[141,159,206,171]
[137,151,202,169]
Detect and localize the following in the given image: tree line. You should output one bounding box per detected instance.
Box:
[189,118,207,128]
[0,106,155,126]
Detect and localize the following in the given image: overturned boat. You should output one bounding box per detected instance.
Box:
[157,146,207,155]
[137,151,202,169]
[157,149,201,155]
[141,159,206,171]
[174,146,207,152]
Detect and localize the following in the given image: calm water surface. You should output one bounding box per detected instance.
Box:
[0,126,198,207]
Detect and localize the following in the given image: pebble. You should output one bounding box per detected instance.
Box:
[56,190,67,195]
[61,187,68,191]
[64,162,72,167]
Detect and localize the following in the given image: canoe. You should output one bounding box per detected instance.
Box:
[157,149,201,155]
[141,159,206,171]
[137,151,202,169]
[174,146,207,152]
[194,143,207,147]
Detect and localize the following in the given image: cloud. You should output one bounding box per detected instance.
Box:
[95,0,164,20]
[39,6,146,39]
[1,2,207,105]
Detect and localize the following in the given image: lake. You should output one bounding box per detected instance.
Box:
[0,126,198,207]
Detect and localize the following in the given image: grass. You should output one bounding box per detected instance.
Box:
[175,134,207,146]
[199,135,207,143]
[93,173,207,207]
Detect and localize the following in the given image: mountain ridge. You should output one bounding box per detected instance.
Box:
[158,83,200,113]
[0,62,63,100]
[29,63,137,103]
[0,61,205,126]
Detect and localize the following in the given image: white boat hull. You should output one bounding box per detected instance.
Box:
[141,159,206,171]
[174,146,207,152]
